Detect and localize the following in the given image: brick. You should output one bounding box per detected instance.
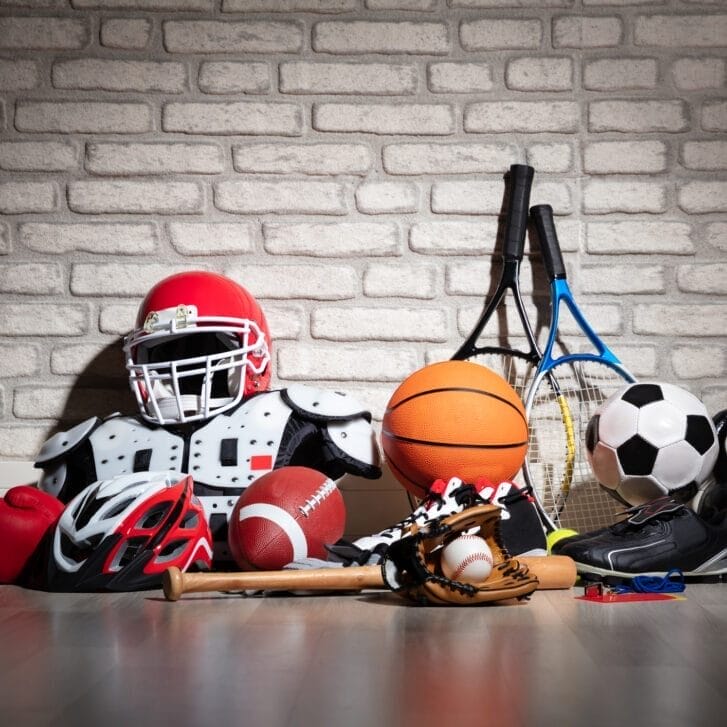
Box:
[465,101,579,133]
[13,386,131,421]
[263,222,401,257]
[681,141,727,171]
[366,0,437,8]
[452,0,571,5]
[526,143,573,173]
[0,17,89,49]
[672,347,724,380]
[0,426,48,459]
[0,59,39,90]
[0,304,87,336]
[0,264,63,295]
[706,223,727,252]
[553,16,623,48]
[312,21,449,54]
[20,223,158,255]
[277,343,419,382]
[363,263,437,299]
[74,0,214,8]
[678,182,727,214]
[312,306,448,342]
[53,59,186,93]
[163,102,303,136]
[68,181,203,215]
[86,143,224,175]
[0,344,40,378]
[355,181,419,215]
[431,181,505,215]
[583,180,667,214]
[635,14,727,47]
[15,102,152,134]
[410,221,498,254]
[226,263,358,300]
[583,58,658,91]
[313,103,455,135]
[0,182,58,214]
[533,181,573,215]
[71,263,192,297]
[589,100,688,132]
[704,387,727,419]
[677,264,727,294]
[99,304,136,335]
[461,19,542,50]
[232,143,372,176]
[216,180,346,215]
[223,0,357,9]
[702,101,727,132]
[584,141,667,174]
[280,61,417,95]
[587,221,693,255]
[634,304,726,337]
[168,222,255,256]
[580,265,665,294]
[506,57,573,91]
[672,58,725,90]
[163,20,303,53]
[383,142,517,175]
[0,141,79,172]
[199,62,270,95]
[100,18,152,49]
[50,343,127,378]
[428,62,493,93]
[0,222,9,255]
[263,305,305,341]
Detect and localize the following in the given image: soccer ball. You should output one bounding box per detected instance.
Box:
[585,382,719,507]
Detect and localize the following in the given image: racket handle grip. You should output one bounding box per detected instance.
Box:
[503,164,534,261]
[531,204,566,280]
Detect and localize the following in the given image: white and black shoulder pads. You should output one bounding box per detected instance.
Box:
[281,384,372,422]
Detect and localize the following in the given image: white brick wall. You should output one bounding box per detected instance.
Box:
[0,1,725,536]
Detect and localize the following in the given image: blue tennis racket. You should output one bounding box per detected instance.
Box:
[524,204,636,533]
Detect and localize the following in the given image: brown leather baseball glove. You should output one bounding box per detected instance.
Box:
[380,504,538,605]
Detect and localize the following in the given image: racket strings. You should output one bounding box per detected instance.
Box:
[462,351,537,402]
[526,361,630,533]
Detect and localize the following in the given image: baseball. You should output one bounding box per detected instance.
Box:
[441,534,494,584]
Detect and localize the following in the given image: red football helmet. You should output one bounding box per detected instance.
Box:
[124,271,272,425]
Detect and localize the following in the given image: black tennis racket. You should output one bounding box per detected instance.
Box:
[451,164,539,400]
[524,204,636,533]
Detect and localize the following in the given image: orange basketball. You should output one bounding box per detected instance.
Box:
[381,360,528,498]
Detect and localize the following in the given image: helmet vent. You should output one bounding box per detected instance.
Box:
[135,502,171,531]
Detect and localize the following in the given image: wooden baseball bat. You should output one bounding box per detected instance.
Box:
[163,555,577,602]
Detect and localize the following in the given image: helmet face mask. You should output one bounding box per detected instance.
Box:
[124,273,272,426]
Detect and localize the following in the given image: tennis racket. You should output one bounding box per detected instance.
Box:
[524,204,636,533]
[451,164,539,399]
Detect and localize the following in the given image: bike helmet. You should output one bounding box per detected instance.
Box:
[47,471,213,592]
[124,271,272,425]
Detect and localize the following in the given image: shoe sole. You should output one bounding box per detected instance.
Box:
[575,548,727,582]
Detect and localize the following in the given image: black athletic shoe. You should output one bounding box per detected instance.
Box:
[554,495,727,579]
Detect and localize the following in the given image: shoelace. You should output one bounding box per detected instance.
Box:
[611,568,686,594]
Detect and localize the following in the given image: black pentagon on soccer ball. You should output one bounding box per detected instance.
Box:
[617,435,659,476]
[685,415,716,455]
[621,383,664,408]
[585,414,600,455]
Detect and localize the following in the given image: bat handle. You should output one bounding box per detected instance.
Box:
[163,566,184,602]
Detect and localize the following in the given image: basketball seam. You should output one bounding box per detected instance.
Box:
[386,386,527,425]
[381,431,528,449]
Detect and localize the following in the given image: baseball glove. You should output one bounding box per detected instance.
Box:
[380,503,538,605]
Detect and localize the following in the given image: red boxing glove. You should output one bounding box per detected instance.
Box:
[0,486,65,584]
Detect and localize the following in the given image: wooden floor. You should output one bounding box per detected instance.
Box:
[1,582,726,727]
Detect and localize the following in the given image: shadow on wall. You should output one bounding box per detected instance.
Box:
[50,338,137,440]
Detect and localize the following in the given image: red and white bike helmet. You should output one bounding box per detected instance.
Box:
[124,271,272,425]
[47,472,213,592]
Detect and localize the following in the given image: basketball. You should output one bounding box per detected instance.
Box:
[381,360,528,498]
